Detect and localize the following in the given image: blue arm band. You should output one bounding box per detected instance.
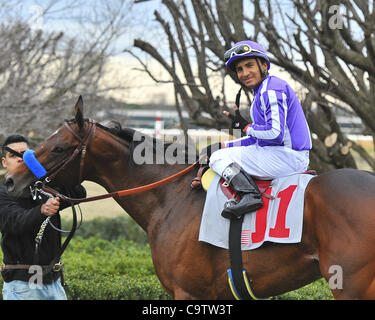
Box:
[23,150,47,179]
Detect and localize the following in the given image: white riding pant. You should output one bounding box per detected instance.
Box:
[209,145,310,180]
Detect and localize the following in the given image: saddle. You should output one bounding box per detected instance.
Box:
[191,164,316,194]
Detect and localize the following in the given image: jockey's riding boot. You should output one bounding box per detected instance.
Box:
[221,163,263,219]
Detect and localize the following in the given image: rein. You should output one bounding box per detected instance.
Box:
[42,160,199,204]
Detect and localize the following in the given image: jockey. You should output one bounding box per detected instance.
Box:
[209,40,312,219]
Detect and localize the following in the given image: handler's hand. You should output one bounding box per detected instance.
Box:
[41,197,60,216]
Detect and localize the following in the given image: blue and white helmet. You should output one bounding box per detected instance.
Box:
[224,40,270,71]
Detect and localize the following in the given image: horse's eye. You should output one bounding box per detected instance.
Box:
[52,146,64,154]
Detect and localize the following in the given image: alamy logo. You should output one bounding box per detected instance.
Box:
[28,265,43,289]
[328,5,343,30]
[131,129,238,165]
[328,265,343,290]
[28,5,44,30]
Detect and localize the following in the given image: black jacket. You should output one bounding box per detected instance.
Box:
[0,183,86,283]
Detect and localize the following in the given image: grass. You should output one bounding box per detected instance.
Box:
[277,279,333,300]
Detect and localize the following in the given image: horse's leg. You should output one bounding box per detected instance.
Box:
[308,171,375,300]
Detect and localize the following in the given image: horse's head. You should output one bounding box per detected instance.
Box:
[5,96,96,198]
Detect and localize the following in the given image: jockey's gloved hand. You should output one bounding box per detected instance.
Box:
[224,106,249,131]
[199,142,222,164]
[230,109,249,131]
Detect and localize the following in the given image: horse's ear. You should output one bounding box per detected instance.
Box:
[74,95,84,130]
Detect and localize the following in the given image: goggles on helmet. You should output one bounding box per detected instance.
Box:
[224,43,265,63]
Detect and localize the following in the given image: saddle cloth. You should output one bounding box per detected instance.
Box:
[198,170,314,250]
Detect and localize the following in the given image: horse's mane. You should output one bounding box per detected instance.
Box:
[66,118,136,142]
[68,119,198,165]
[104,121,198,165]
[96,121,136,143]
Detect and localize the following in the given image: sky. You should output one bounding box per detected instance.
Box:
[14,0,161,51]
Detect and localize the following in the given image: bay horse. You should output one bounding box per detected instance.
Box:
[5,97,375,300]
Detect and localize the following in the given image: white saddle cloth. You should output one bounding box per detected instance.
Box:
[198,173,314,250]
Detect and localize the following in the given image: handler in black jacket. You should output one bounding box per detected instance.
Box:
[0,134,86,300]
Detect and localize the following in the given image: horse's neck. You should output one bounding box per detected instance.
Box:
[89,127,197,232]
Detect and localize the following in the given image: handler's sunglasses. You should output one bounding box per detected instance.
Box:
[224,44,265,62]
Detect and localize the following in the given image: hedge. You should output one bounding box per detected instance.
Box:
[61,215,148,244]
[62,236,171,300]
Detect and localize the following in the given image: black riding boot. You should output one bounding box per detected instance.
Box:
[221,163,263,219]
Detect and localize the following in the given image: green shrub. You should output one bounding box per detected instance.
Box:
[61,215,148,244]
[63,236,155,277]
[276,279,333,300]
[65,274,170,300]
[61,236,172,300]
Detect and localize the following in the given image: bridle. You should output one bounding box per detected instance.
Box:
[38,119,96,187]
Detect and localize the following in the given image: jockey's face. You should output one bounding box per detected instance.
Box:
[235,58,268,89]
